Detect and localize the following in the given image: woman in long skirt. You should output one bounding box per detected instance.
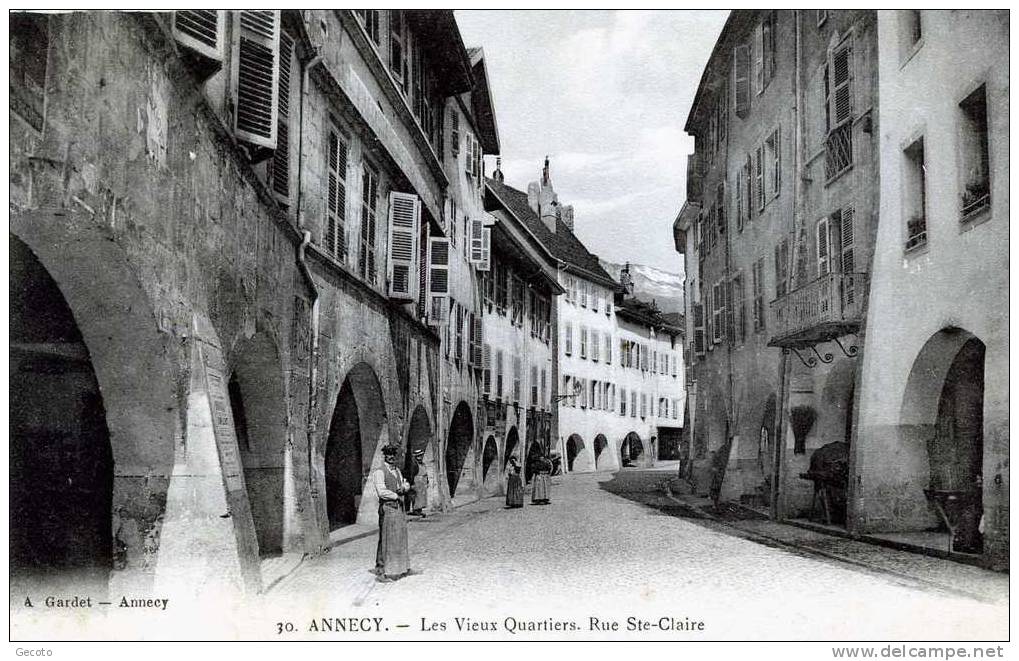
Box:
[505,457,524,508]
[373,444,410,582]
[530,455,551,505]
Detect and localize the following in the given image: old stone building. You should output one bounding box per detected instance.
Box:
[9,9,497,599]
[676,10,879,513]
[853,10,1009,569]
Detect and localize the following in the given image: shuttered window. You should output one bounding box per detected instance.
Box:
[733,44,750,117]
[233,11,281,151]
[693,303,706,356]
[386,191,420,300]
[270,30,294,201]
[816,217,830,277]
[752,258,766,332]
[496,350,504,398]
[355,10,380,44]
[840,206,856,275]
[482,343,492,395]
[359,165,380,284]
[766,126,780,198]
[530,365,539,407]
[564,322,573,356]
[513,357,522,404]
[774,238,790,298]
[754,22,764,95]
[469,218,485,264]
[427,236,450,324]
[325,126,349,261]
[826,41,853,131]
[754,145,765,211]
[173,10,224,77]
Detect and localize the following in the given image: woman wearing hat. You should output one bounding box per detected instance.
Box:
[505,456,524,508]
[372,443,410,582]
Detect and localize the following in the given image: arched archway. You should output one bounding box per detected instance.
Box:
[901,328,987,552]
[404,405,433,513]
[445,402,475,499]
[503,427,520,469]
[621,432,644,467]
[566,434,593,472]
[324,362,389,529]
[10,226,177,596]
[228,332,286,558]
[482,435,500,494]
[594,434,609,470]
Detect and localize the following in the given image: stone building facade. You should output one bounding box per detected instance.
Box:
[853,10,1009,569]
[9,9,497,599]
[677,10,879,512]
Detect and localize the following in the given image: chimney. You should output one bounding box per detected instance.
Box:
[493,157,505,183]
[527,181,541,215]
[560,204,574,231]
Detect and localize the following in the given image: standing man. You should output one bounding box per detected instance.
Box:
[373,444,410,582]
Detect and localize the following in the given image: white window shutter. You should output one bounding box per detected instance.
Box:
[173,10,225,63]
[816,217,830,276]
[472,315,483,367]
[477,227,491,272]
[387,191,420,300]
[469,218,484,263]
[427,236,450,324]
[232,10,281,150]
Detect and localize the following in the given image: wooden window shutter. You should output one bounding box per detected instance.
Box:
[744,154,753,220]
[450,109,460,157]
[386,191,420,300]
[771,126,781,196]
[482,343,492,395]
[763,12,775,84]
[477,227,491,272]
[774,240,787,298]
[173,10,225,75]
[326,127,348,261]
[841,206,856,274]
[754,22,764,95]
[694,303,706,355]
[733,44,750,117]
[427,236,450,324]
[830,42,853,128]
[754,145,765,211]
[816,217,830,277]
[232,10,281,150]
[473,315,484,368]
[469,218,485,264]
[270,30,294,201]
[735,169,744,232]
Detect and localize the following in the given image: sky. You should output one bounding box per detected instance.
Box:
[455,10,728,275]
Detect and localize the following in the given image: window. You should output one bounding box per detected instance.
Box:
[591,380,599,410]
[580,326,588,359]
[754,145,765,212]
[591,332,600,362]
[903,137,928,251]
[716,181,727,237]
[530,365,539,408]
[325,126,349,261]
[731,272,746,346]
[899,10,922,60]
[631,391,637,418]
[766,127,780,198]
[752,258,766,332]
[171,11,224,80]
[232,11,283,153]
[564,322,573,356]
[270,30,295,202]
[541,368,548,409]
[593,287,600,312]
[824,40,854,181]
[959,85,991,220]
[735,166,745,231]
[496,350,504,398]
[733,43,751,118]
[640,393,647,419]
[450,107,460,157]
[389,10,409,91]
[620,388,628,416]
[356,10,381,44]
[755,11,776,94]
[454,304,464,365]
[512,356,522,404]
[774,238,790,298]
[816,217,831,277]
[386,192,421,300]
[712,281,725,344]
[359,164,380,284]
[604,333,612,363]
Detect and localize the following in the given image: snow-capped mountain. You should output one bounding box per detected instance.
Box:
[599,259,685,315]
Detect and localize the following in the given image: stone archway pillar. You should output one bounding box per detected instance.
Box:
[155,317,261,599]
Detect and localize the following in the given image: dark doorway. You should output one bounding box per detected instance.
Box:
[566,434,584,471]
[482,436,498,482]
[930,337,986,553]
[621,432,643,466]
[503,427,520,469]
[594,434,608,469]
[445,402,475,498]
[324,363,388,530]
[10,237,114,592]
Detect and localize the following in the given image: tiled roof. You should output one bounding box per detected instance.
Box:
[485,178,619,289]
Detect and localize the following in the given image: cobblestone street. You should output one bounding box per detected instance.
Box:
[264,465,1008,640]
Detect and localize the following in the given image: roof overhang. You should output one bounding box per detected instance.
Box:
[489,209,564,295]
[407,11,474,96]
[468,48,500,154]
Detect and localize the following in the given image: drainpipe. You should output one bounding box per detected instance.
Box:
[772,9,803,519]
[295,50,323,231]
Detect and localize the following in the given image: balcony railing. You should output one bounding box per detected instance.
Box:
[768,271,869,349]
[824,122,853,182]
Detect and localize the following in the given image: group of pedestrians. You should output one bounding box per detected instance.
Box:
[370,443,556,583]
[504,454,553,508]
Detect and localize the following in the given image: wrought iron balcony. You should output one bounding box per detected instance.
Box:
[768,271,869,349]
